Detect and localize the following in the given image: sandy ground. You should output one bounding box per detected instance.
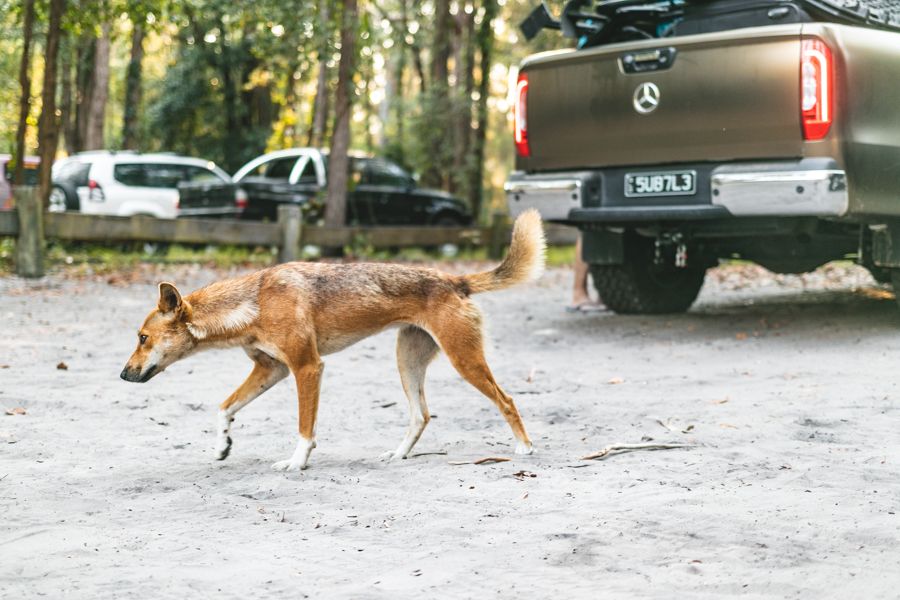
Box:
[2,261,899,599]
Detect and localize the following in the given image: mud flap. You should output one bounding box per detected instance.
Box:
[582,229,625,265]
[870,224,900,268]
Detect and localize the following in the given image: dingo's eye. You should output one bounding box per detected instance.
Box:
[139,334,148,345]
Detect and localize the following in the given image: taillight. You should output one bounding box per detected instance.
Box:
[235,188,248,210]
[801,38,834,141]
[87,179,105,202]
[514,72,530,158]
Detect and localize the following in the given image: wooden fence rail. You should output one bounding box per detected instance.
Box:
[1,187,577,278]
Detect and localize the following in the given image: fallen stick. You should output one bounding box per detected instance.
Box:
[581,442,691,461]
[448,457,511,466]
[409,450,448,458]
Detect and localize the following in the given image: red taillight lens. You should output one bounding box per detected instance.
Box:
[87,179,105,202]
[235,189,248,210]
[801,38,834,141]
[514,72,530,158]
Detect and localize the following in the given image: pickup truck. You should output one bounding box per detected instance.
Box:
[507,0,900,313]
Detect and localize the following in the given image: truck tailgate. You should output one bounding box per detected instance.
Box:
[522,25,804,171]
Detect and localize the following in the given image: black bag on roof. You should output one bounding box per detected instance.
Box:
[673,1,814,36]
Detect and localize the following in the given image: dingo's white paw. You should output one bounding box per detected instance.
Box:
[214,436,232,461]
[272,437,316,472]
[379,450,404,462]
[271,459,307,472]
[515,442,534,455]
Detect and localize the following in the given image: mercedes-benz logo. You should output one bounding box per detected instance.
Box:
[633,82,660,114]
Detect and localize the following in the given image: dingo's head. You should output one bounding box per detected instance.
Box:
[120,283,196,383]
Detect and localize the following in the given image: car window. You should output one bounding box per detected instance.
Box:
[22,166,39,186]
[113,164,147,186]
[114,163,186,188]
[366,159,412,187]
[263,157,298,180]
[296,159,317,183]
[184,166,225,183]
[4,162,42,186]
[350,158,369,186]
[55,161,91,186]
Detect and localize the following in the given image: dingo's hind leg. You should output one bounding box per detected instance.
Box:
[382,326,440,461]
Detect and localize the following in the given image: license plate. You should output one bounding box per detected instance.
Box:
[625,170,697,198]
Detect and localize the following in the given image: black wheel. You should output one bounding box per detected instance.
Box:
[590,234,707,314]
[430,214,464,256]
[868,265,892,285]
[48,186,68,213]
[889,270,900,306]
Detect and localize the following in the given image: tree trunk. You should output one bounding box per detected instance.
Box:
[451,9,476,196]
[308,1,331,148]
[73,34,95,153]
[13,0,36,185]
[431,0,451,87]
[420,0,452,189]
[468,0,498,222]
[121,17,145,150]
[60,39,75,154]
[392,0,409,159]
[83,23,111,150]
[37,0,66,208]
[324,0,357,229]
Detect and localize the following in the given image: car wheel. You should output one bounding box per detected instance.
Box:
[590,234,707,314]
[48,186,68,213]
[889,270,900,306]
[432,215,463,257]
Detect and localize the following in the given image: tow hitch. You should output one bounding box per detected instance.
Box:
[654,233,689,268]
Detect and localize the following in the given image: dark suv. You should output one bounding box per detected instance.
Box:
[233,149,473,225]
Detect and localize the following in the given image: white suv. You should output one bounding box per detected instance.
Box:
[53,152,235,219]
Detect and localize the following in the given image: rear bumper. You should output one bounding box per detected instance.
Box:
[506,158,849,224]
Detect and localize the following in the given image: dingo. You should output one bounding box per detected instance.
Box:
[120,210,545,471]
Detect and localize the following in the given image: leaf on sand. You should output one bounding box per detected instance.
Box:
[56,362,68,371]
[448,457,511,466]
[5,407,26,416]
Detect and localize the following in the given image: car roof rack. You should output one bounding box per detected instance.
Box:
[519,0,900,45]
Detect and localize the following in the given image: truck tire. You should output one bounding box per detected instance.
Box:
[890,270,900,305]
[589,235,706,314]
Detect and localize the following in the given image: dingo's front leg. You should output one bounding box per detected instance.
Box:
[272,359,324,472]
[216,352,288,460]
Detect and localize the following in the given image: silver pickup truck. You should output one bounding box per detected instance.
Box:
[507,0,900,313]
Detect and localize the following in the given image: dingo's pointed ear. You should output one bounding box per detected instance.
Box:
[158,282,183,314]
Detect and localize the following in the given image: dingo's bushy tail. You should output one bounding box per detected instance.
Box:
[465,209,546,294]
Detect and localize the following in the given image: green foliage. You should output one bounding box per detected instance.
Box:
[0,0,578,210]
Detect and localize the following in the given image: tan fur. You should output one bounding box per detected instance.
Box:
[120,210,546,469]
[465,208,545,293]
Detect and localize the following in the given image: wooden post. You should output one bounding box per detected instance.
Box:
[277,204,303,263]
[488,212,507,260]
[14,186,44,278]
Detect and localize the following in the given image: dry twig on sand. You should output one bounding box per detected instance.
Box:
[581,442,691,461]
[410,450,448,458]
[448,457,511,466]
